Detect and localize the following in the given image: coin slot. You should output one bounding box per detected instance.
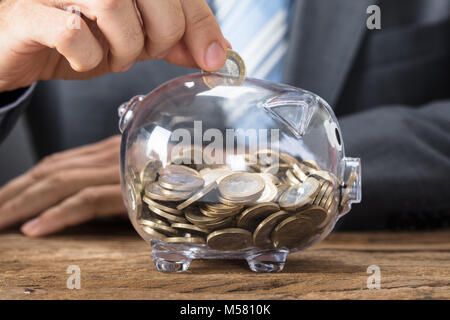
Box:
[335,128,341,146]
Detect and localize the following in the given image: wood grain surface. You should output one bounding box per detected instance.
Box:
[0,221,449,300]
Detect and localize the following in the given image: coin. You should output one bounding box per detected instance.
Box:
[126,181,142,219]
[171,223,209,236]
[176,181,218,210]
[143,196,182,215]
[141,226,166,240]
[279,177,320,211]
[199,205,242,218]
[158,164,200,177]
[295,205,328,227]
[301,160,322,171]
[140,159,162,184]
[259,172,281,185]
[237,203,280,230]
[198,217,234,231]
[256,181,278,203]
[313,180,331,205]
[272,216,315,249]
[279,153,299,166]
[164,236,206,245]
[319,184,334,208]
[202,49,246,88]
[253,210,290,248]
[340,171,358,208]
[218,173,265,201]
[149,206,188,223]
[145,181,192,201]
[206,228,252,251]
[138,218,178,236]
[184,207,225,225]
[199,167,232,185]
[159,173,205,191]
[262,164,289,177]
[127,165,142,191]
[286,169,301,185]
[292,163,308,182]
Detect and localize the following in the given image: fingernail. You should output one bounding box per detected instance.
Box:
[21,217,41,236]
[205,41,226,71]
[120,62,134,73]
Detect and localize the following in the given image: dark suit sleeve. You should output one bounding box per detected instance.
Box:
[0,84,36,145]
[337,99,450,230]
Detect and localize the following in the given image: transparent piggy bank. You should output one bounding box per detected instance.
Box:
[118,72,361,273]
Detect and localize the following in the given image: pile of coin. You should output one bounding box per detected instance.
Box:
[125,149,342,251]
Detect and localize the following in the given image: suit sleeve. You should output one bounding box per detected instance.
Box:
[0,83,36,145]
[337,99,450,230]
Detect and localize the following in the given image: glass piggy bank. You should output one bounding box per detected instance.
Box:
[118,72,361,273]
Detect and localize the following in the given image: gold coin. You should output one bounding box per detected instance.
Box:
[207,228,252,251]
[138,218,178,236]
[170,223,209,236]
[140,159,162,185]
[272,216,315,249]
[202,49,246,88]
[279,153,299,166]
[286,169,301,185]
[301,160,322,171]
[142,196,182,215]
[259,172,281,185]
[203,202,243,213]
[198,217,234,231]
[145,182,192,201]
[275,184,290,202]
[279,177,320,211]
[199,167,232,185]
[295,205,328,228]
[313,180,331,205]
[310,170,339,186]
[164,236,206,245]
[262,164,289,177]
[184,207,225,225]
[149,206,188,223]
[125,181,142,219]
[141,226,166,240]
[292,163,308,182]
[218,173,265,201]
[199,205,242,218]
[236,202,280,230]
[176,181,218,210]
[256,180,278,203]
[158,164,200,177]
[319,184,334,208]
[218,194,257,206]
[340,171,358,208]
[158,173,205,191]
[253,210,290,248]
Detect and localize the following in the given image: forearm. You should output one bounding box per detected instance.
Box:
[337,100,450,230]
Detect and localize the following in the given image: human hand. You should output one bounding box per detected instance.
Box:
[0,0,229,91]
[0,136,126,237]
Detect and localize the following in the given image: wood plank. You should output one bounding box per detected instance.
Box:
[0,222,449,300]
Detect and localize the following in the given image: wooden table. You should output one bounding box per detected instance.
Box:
[0,221,449,300]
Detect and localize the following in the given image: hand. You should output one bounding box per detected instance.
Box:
[0,0,229,91]
[0,136,125,237]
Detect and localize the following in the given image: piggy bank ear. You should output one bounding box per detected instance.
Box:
[263,91,317,138]
[118,95,145,133]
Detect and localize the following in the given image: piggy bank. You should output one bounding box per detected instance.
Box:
[118,72,361,273]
